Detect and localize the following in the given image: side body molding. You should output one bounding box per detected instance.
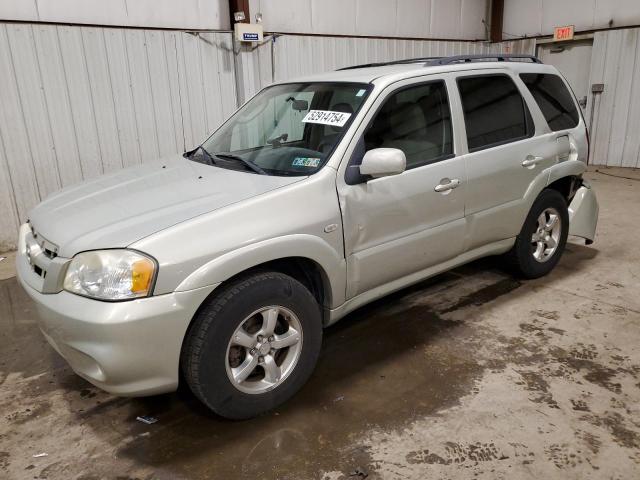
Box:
[174,234,347,308]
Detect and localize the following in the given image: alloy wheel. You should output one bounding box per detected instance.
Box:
[531,207,562,263]
[225,306,303,394]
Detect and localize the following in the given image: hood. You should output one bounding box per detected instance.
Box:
[28,156,303,257]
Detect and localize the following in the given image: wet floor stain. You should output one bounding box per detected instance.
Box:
[1,226,640,479]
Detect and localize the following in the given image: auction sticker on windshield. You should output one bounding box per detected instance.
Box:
[302,110,351,127]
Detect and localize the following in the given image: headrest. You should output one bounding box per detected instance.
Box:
[329,103,354,132]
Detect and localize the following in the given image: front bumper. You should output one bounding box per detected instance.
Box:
[16,242,217,396]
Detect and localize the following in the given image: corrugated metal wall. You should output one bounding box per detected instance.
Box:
[0,23,237,250]
[271,35,534,81]
[588,27,640,167]
[249,0,490,40]
[0,21,534,251]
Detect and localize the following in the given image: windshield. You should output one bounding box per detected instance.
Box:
[196,82,371,176]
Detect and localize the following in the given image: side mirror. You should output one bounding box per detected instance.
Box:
[359,148,406,178]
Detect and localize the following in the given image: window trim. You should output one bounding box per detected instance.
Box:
[519,72,580,132]
[456,73,535,154]
[347,78,455,178]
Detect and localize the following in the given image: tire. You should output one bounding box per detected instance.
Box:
[181,271,322,419]
[504,189,569,279]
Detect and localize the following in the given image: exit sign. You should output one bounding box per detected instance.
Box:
[554,25,575,41]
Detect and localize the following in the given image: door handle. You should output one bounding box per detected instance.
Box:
[522,155,544,168]
[434,178,460,193]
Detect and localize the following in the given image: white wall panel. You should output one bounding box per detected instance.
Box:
[270,34,533,82]
[5,24,62,198]
[0,130,20,251]
[594,0,640,29]
[505,0,640,37]
[541,0,596,34]
[258,0,313,34]
[312,0,356,36]
[429,0,462,39]
[587,28,640,167]
[355,0,398,37]
[0,24,42,224]
[0,0,38,21]
[251,0,489,40]
[503,0,542,37]
[0,0,230,30]
[0,23,236,250]
[83,28,126,173]
[31,24,84,186]
[461,0,488,40]
[396,0,432,38]
[103,28,144,168]
[57,26,105,178]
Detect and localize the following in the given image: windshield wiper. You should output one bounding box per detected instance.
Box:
[213,152,267,175]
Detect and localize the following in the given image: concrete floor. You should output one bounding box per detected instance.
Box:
[1,167,639,480]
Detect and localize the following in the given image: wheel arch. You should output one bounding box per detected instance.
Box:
[545,159,587,201]
[175,234,345,311]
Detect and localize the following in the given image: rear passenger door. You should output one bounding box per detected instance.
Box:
[454,70,560,250]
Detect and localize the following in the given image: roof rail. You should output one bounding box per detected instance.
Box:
[336,57,442,71]
[426,54,542,65]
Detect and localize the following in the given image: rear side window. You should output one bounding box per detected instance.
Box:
[457,74,533,152]
[520,73,579,131]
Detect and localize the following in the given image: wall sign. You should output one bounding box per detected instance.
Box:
[234,23,264,43]
[554,25,575,41]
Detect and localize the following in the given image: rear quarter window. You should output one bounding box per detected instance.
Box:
[520,73,579,131]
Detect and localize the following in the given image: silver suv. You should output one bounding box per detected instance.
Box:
[16,54,598,419]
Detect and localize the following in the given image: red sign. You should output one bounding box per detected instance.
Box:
[554,25,575,41]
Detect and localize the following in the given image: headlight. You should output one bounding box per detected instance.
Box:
[63,250,156,301]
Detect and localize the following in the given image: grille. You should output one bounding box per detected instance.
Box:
[31,226,58,259]
[25,224,60,280]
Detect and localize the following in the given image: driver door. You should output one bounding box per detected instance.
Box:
[337,76,467,299]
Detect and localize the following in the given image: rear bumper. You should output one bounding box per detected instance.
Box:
[16,254,217,396]
[568,183,599,242]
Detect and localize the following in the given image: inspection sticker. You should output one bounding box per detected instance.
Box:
[292,157,321,168]
[302,110,351,127]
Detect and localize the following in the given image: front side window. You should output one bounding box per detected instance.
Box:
[363,80,453,169]
[195,82,370,176]
[520,73,579,131]
[457,74,533,152]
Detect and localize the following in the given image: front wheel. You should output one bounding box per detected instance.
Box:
[504,189,569,279]
[181,271,322,419]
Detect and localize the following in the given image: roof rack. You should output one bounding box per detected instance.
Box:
[426,54,542,65]
[337,57,442,71]
[336,54,542,71]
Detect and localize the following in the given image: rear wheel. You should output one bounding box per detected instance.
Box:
[181,271,322,419]
[505,189,569,279]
